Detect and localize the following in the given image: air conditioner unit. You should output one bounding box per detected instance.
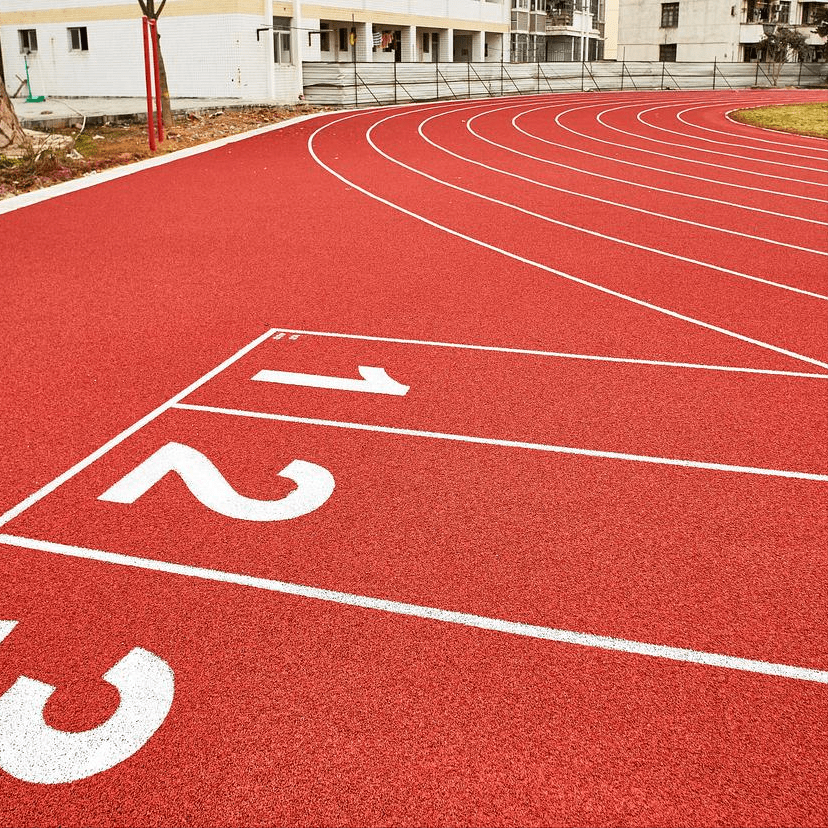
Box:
[21,46,31,55]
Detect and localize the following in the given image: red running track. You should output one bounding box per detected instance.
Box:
[0,89,826,827]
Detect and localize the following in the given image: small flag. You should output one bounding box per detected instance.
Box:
[372,31,381,46]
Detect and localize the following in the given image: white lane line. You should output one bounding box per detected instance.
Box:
[308,114,828,371]
[638,102,828,161]
[268,327,828,379]
[366,110,828,300]
[594,102,828,182]
[469,104,828,227]
[1,533,825,685]
[173,403,828,482]
[687,105,828,151]
[533,102,828,204]
[0,328,276,529]
[416,104,828,258]
[597,102,828,174]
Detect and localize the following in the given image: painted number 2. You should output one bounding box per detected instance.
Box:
[99,442,335,521]
[0,621,174,784]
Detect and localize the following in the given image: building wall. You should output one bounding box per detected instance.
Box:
[617,0,741,61]
[1,0,509,101]
[603,0,619,58]
[617,0,827,62]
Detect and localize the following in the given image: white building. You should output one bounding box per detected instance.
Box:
[0,0,511,104]
[545,0,606,61]
[617,0,827,63]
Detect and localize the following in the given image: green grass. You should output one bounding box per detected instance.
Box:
[730,102,828,139]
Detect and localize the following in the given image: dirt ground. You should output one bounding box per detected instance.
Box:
[0,104,330,200]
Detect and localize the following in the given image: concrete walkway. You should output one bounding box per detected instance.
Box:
[12,96,274,130]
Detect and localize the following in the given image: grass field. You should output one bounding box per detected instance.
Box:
[730,102,828,138]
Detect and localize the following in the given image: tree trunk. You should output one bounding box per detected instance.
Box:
[140,0,172,128]
[156,39,173,128]
[0,80,30,153]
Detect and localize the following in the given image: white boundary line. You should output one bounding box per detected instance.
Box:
[539,102,828,204]
[268,327,828,378]
[173,403,828,482]
[365,111,827,300]
[414,103,828,259]
[308,114,828,371]
[593,101,828,183]
[722,105,828,146]
[597,102,828,174]
[468,104,828,227]
[1,533,824,684]
[639,102,828,160]
[0,328,276,528]
[676,100,828,151]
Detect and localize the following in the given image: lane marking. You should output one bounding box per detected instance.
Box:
[639,102,828,160]
[268,328,828,379]
[173,403,828,482]
[592,101,828,185]
[367,110,828,300]
[415,105,828,260]
[596,102,828,176]
[529,102,828,204]
[682,103,828,151]
[0,328,277,529]
[473,104,828,227]
[309,115,828,371]
[1,533,825,685]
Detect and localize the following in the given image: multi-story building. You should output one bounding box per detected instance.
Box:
[0,0,511,103]
[617,0,827,62]
[544,0,605,60]
[510,0,548,61]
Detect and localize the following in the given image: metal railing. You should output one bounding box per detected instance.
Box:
[301,60,827,106]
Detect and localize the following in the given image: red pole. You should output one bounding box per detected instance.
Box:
[142,16,156,151]
[150,19,164,143]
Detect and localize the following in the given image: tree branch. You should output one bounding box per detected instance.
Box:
[136,0,148,16]
[157,0,168,17]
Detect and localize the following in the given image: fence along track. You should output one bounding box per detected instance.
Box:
[301,61,828,106]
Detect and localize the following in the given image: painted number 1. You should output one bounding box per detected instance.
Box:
[252,366,409,396]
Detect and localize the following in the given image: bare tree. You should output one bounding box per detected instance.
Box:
[0,80,30,154]
[761,25,808,85]
[137,0,172,127]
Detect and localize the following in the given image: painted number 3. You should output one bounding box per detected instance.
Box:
[0,621,174,784]
[99,442,335,521]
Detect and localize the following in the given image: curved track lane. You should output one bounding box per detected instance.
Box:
[1,89,826,828]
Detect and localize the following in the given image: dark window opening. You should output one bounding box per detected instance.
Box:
[660,3,679,27]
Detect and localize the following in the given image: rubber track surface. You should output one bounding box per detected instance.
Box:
[1,89,826,827]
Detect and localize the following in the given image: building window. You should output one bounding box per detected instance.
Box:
[319,30,330,52]
[660,3,679,27]
[338,27,348,52]
[272,16,291,64]
[801,2,824,24]
[423,32,430,53]
[68,26,89,51]
[18,29,37,54]
[659,43,677,61]
[777,2,791,23]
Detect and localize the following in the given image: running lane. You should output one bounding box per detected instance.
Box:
[1,89,826,827]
